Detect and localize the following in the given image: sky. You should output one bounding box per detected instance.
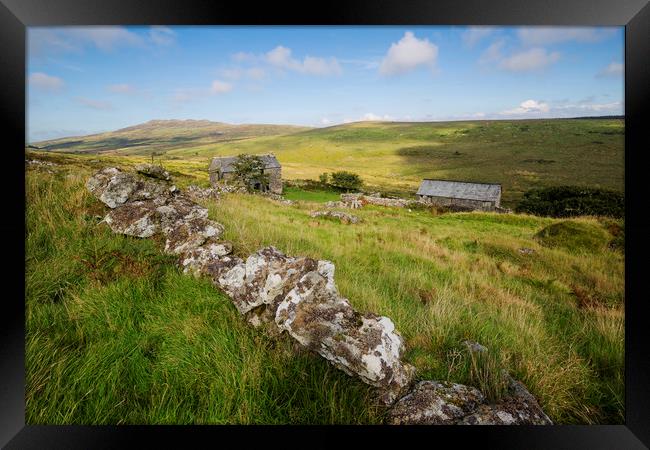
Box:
[27,26,624,142]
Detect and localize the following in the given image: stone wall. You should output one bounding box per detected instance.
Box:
[84,164,551,424]
[418,195,495,211]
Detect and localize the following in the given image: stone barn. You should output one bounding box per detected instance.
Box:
[208,154,282,194]
[416,179,501,211]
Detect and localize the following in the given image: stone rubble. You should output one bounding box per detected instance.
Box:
[310,210,360,224]
[85,166,552,422]
[387,341,552,425]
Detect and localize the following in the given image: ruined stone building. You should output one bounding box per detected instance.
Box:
[208,154,282,194]
[416,179,501,211]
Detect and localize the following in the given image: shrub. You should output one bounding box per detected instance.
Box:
[535,221,610,253]
[516,186,624,218]
[329,171,363,192]
[231,154,270,193]
[318,172,329,184]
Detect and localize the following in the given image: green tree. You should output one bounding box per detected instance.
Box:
[329,171,363,192]
[232,154,270,193]
[318,172,330,185]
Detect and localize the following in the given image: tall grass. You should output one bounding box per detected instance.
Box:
[26,167,382,424]
[25,161,624,424]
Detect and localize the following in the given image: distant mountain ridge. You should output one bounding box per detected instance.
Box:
[32,119,312,154]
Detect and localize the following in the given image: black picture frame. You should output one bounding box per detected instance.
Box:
[3,0,649,447]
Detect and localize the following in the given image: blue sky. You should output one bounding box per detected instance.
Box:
[27,26,624,142]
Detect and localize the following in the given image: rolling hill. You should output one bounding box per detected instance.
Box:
[31,117,624,207]
[33,119,312,154]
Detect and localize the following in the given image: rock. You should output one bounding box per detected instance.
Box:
[179,242,233,276]
[463,340,488,354]
[386,381,485,425]
[275,266,415,404]
[104,200,161,237]
[185,185,221,201]
[164,217,225,255]
[135,163,171,181]
[518,247,536,255]
[85,167,173,209]
[215,246,319,316]
[459,376,552,425]
[310,210,360,224]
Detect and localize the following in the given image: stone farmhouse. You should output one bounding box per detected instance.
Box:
[208,154,282,194]
[416,179,502,211]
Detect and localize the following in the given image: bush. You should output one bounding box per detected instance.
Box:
[535,221,610,253]
[329,171,363,192]
[231,154,270,193]
[318,172,329,184]
[515,186,624,218]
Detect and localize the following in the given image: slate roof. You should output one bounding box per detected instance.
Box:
[209,154,281,173]
[416,179,501,202]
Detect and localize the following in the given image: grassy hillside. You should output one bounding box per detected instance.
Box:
[34,118,624,207]
[34,119,311,154]
[26,157,624,424]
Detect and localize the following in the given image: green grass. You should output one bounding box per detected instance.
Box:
[283,186,341,203]
[33,117,625,207]
[26,157,624,425]
[26,166,381,424]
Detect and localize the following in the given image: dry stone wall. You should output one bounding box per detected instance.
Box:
[85,165,551,423]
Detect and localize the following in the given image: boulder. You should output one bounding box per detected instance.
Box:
[386,381,485,425]
[179,242,234,276]
[86,167,174,208]
[104,200,161,238]
[275,266,415,404]
[459,377,552,425]
[135,163,171,181]
[215,246,319,316]
[164,217,225,255]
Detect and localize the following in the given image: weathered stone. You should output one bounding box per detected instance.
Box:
[310,210,360,224]
[275,268,415,404]
[387,381,485,425]
[156,194,209,232]
[104,200,161,237]
[179,242,234,276]
[463,340,488,354]
[135,163,171,181]
[216,246,319,316]
[86,167,174,208]
[163,218,225,255]
[459,377,552,425]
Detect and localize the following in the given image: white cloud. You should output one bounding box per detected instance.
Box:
[231,51,257,63]
[220,67,266,81]
[479,40,505,65]
[107,83,135,94]
[343,113,394,123]
[265,46,342,76]
[66,27,143,51]
[499,48,560,71]
[555,101,622,112]
[501,99,550,115]
[517,27,617,46]
[379,31,438,75]
[29,72,64,92]
[29,27,144,56]
[597,62,624,78]
[462,26,496,47]
[320,118,333,125]
[149,26,176,46]
[76,97,112,110]
[210,79,233,94]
